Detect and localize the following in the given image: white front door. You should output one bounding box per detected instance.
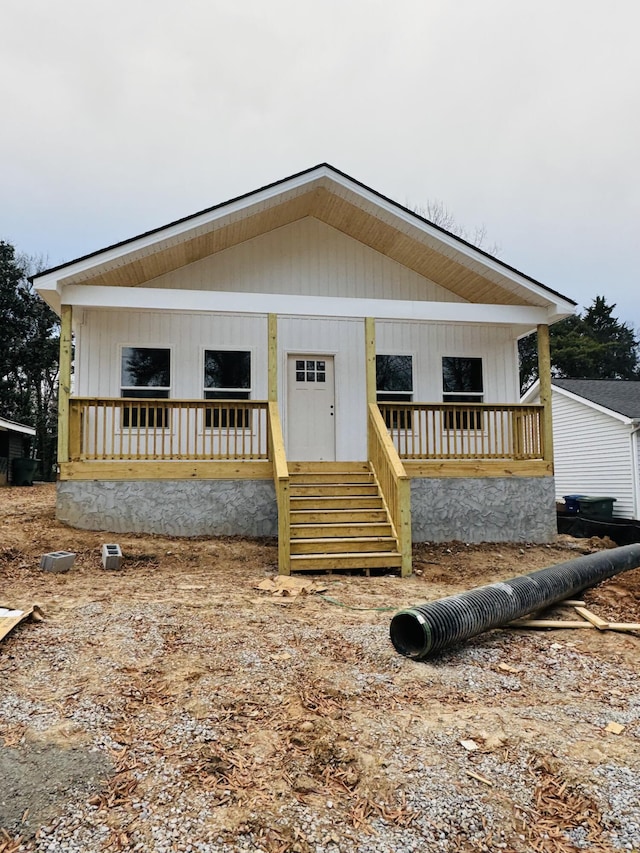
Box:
[287,355,335,461]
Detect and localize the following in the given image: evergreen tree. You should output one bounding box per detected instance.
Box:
[519,296,640,394]
[0,241,59,478]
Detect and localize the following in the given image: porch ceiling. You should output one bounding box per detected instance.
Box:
[35,165,576,314]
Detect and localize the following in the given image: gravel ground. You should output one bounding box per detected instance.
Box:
[1,485,639,853]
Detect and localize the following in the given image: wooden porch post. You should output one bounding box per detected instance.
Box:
[57,305,73,466]
[365,317,376,462]
[537,323,554,468]
[365,317,376,405]
[268,314,278,402]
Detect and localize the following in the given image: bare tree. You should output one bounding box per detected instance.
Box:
[412,199,501,257]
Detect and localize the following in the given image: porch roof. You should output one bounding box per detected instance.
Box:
[34,164,577,321]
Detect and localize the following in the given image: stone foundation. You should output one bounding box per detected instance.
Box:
[411,477,556,543]
[57,480,277,537]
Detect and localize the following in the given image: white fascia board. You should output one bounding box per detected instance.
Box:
[62,284,550,326]
[0,417,36,436]
[520,379,540,404]
[551,384,635,425]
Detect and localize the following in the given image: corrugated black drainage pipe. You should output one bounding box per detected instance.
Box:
[390,543,640,660]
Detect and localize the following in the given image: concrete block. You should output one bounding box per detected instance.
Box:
[40,551,76,573]
[101,543,123,570]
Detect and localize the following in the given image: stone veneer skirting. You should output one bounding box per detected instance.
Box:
[57,480,278,537]
[411,477,557,544]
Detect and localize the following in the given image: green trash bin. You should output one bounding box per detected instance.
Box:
[11,458,39,486]
[576,496,616,520]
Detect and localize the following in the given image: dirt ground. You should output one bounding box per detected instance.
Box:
[1,484,639,853]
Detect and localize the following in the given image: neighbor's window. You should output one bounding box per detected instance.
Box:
[376,355,413,429]
[120,346,170,428]
[204,350,251,428]
[442,356,483,429]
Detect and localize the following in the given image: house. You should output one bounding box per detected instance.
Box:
[0,416,36,485]
[33,164,576,574]
[523,379,640,519]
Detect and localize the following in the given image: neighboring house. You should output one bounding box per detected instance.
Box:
[33,164,576,574]
[524,379,640,519]
[0,417,36,485]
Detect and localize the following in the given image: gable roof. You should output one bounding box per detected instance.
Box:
[552,379,640,420]
[0,416,36,436]
[33,163,577,319]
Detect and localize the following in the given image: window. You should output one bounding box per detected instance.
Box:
[295,359,326,383]
[442,356,483,429]
[376,355,413,429]
[120,347,170,428]
[204,350,251,428]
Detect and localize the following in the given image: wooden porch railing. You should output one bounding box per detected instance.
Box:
[68,397,269,461]
[368,404,412,577]
[267,402,290,575]
[377,403,545,460]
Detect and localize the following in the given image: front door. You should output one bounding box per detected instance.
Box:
[287,355,335,460]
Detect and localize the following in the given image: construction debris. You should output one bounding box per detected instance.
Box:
[254,576,328,598]
[0,605,43,643]
[101,543,123,570]
[510,603,640,633]
[40,551,75,573]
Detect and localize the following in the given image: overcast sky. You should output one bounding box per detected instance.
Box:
[2,0,639,327]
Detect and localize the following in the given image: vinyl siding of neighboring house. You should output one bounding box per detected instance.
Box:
[552,391,635,518]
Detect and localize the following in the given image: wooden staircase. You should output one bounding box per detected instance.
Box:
[288,462,403,573]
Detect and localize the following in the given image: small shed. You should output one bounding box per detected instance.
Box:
[523,379,640,519]
[0,417,36,485]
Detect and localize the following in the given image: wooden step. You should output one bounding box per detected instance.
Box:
[289,472,374,485]
[288,462,370,474]
[290,496,383,510]
[290,484,379,497]
[291,522,394,538]
[290,551,403,571]
[291,536,398,554]
[290,509,388,524]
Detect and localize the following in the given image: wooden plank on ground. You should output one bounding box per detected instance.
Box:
[574,606,609,630]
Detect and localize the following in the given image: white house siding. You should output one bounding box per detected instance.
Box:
[634,429,640,518]
[552,392,635,517]
[75,309,269,398]
[277,316,367,460]
[376,321,520,402]
[146,218,466,304]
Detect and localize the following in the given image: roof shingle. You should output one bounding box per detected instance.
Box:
[553,379,640,419]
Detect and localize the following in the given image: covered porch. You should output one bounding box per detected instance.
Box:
[56,310,555,576]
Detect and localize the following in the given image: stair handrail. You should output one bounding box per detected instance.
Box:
[268,401,290,575]
[368,403,412,577]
